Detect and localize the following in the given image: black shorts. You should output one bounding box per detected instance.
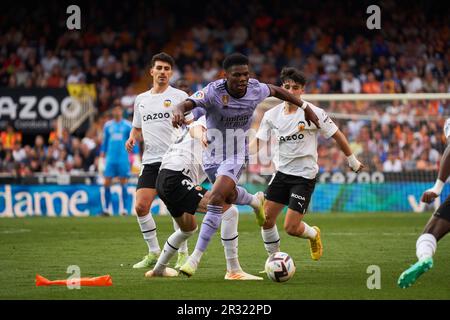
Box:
[156,169,207,218]
[137,162,161,189]
[265,171,316,214]
[434,195,450,222]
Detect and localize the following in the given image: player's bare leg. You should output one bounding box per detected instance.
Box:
[284,208,322,260]
[146,214,197,278]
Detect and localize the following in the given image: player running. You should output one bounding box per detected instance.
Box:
[125,53,189,269]
[252,67,363,261]
[145,115,262,280]
[100,103,136,216]
[171,53,321,277]
[398,118,450,288]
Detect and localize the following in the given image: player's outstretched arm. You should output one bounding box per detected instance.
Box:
[126,127,141,153]
[422,143,450,203]
[267,84,320,128]
[172,100,195,128]
[332,129,364,173]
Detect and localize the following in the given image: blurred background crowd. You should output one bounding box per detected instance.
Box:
[0,0,448,176]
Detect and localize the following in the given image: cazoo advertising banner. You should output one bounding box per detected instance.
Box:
[0,183,449,217]
[0,88,77,132]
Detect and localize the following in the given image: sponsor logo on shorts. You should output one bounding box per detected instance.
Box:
[291,193,305,201]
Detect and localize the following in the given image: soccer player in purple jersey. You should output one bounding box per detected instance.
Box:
[171,53,321,277]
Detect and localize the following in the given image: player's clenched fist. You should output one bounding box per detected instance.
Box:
[421,191,439,204]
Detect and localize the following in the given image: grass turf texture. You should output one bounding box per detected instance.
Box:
[0,213,449,299]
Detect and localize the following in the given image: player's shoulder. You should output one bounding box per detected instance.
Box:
[135,89,153,101]
[104,119,114,128]
[302,99,321,111]
[208,79,227,91]
[123,119,133,127]
[167,86,189,99]
[265,103,285,118]
[248,78,264,87]
[303,99,329,116]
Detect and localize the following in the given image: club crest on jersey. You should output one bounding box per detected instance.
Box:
[195,186,203,191]
[222,95,229,105]
[298,121,306,131]
[192,91,205,100]
[164,99,172,107]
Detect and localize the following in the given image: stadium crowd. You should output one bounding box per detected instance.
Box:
[0,0,448,176]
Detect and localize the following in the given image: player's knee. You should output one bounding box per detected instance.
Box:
[208,191,226,206]
[263,214,276,229]
[135,202,150,216]
[181,226,198,236]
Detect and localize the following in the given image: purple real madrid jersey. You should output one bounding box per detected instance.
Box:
[188,78,270,165]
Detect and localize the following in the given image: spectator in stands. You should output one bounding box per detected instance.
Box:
[403,69,423,93]
[341,72,361,93]
[362,72,382,94]
[40,50,60,75]
[1,123,22,150]
[383,152,403,172]
[67,65,86,84]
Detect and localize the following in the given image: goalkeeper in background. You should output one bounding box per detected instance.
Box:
[100,102,139,216]
[398,118,450,288]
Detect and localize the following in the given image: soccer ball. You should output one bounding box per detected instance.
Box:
[264,252,296,282]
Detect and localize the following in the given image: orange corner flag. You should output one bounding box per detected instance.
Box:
[36,274,113,287]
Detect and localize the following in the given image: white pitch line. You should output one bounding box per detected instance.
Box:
[326,232,417,236]
[0,229,31,234]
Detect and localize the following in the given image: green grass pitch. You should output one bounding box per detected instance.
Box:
[0,213,449,299]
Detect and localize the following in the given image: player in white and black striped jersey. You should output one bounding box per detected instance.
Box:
[251,67,363,262]
[398,117,450,288]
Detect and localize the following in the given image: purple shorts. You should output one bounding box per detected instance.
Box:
[204,157,247,184]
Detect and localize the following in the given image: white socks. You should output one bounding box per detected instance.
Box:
[189,249,204,267]
[221,206,241,272]
[261,225,280,255]
[172,218,189,254]
[416,233,437,261]
[250,194,260,210]
[154,227,197,273]
[300,222,317,240]
[137,214,160,254]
